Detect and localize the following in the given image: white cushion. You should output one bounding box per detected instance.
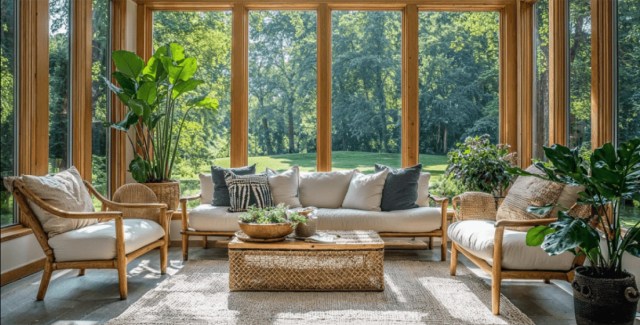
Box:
[199,173,213,205]
[48,219,165,262]
[448,220,575,271]
[299,170,355,208]
[22,166,97,238]
[342,170,389,211]
[316,207,442,233]
[267,166,302,208]
[416,172,431,207]
[188,205,243,232]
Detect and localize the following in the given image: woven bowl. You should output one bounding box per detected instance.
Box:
[238,222,294,239]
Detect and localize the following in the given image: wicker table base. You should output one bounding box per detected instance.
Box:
[228,230,384,291]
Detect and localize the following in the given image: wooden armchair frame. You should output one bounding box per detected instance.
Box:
[449,193,583,315]
[9,179,170,300]
[180,194,449,262]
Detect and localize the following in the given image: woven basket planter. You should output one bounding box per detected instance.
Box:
[143,181,180,211]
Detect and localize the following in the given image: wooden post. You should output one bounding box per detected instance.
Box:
[316,4,332,171]
[401,4,419,167]
[590,0,614,148]
[549,0,568,146]
[231,4,249,167]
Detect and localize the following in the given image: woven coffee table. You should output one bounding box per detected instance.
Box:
[228,230,384,291]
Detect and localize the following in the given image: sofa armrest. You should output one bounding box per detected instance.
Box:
[179,193,201,232]
[452,192,499,222]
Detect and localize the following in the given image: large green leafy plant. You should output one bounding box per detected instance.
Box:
[445,134,515,197]
[105,43,218,183]
[510,139,640,277]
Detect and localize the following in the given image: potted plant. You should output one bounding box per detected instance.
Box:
[445,134,515,199]
[509,139,640,325]
[105,43,217,210]
[238,204,307,240]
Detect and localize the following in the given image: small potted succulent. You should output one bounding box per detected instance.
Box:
[238,204,307,240]
[292,207,318,238]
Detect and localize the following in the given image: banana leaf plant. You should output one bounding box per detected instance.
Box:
[105,43,218,183]
[507,139,640,277]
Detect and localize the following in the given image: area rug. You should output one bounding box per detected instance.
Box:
[108,259,534,325]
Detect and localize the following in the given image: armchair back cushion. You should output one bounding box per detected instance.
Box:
[21,166,97,238]
[496,165,565,231]
[299,170,355,208]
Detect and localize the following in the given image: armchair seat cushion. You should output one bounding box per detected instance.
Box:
[448,220,575,271]
[49,219,165,262]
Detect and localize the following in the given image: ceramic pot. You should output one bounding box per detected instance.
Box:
[238,222,293,239]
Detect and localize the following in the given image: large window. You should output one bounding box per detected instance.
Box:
[568,0,591,151]
[152,11,232,197]
[91,0,111,199]
[331,11,401,173]
[248,11,317,173]
[1,0,18,227]
[533,0,549,160]
[418,11,500,182]
[49,0,72,173]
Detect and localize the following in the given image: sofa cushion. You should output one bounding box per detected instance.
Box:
[375,163,421,211]
[299,170,355,208]
[342,170,389,211]
[316,207,442,233]
[496,165,565,231]
[448,220,575,271]
[22,166,97,238]
[267,166,302,208]
[199,173,214,205]
[211,164,256,206]
[188,205,243,232]
[416,172,431,207]
[48,219,165,262]
[225,172,273,212]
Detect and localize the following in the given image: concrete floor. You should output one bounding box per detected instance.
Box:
[0,245,603,325]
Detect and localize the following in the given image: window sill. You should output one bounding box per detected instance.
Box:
[1,225,33,243]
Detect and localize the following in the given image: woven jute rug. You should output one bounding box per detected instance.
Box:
[108,259,534,325]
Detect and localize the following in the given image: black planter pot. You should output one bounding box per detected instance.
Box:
[572,266,639,325]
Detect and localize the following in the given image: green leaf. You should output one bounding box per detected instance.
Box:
[111,71,136,94]
[540,212,600,256]
[624,226,640,257]
[137,82,157,105]
[111,111,138,131]
[526,225,556,247]
[172,79,203,99]
[128,98,146,116]
[112,50,144,79]
[149,113,165,129]
[167,43,185,62]
[188,95,219,110]
[543,144,578,174]
[129,155,151,183]
[526,205,554,216]
[166,57,197,84]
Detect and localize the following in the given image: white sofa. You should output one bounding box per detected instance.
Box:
[179,170,448,261]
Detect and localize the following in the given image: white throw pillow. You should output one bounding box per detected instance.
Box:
[21,166,97,238]
[199,173,214,205]
[299,170,356,208]
[342,169,389,211]
[416,172,431,207]
[267,166,302,208]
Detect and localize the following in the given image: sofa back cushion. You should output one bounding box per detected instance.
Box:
[342,169,389,211]
[375,164,421,211]
[21,166,97,238]
[299,170,355,208]
[211,164,256,206]
[496,165,566,231]
[266,166,302,208]
[416,172,431,207]
[199,173,213,205]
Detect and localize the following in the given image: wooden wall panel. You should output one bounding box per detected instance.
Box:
[518,1,535,167]
[590,0,613,148]
[500,3,519,153]
[111,0,128,193]
[230,4,249,167]
[548,0,567,145]
[401,4,419,167]
[316,4,332,171]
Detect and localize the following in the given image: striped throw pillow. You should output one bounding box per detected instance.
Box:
[225,171,274,212]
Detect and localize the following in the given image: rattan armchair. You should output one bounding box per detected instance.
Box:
[8,179,170,300]
[449,191,582,315]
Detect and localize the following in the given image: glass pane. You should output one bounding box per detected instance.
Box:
[616,0,640,227]
[533,0,550,160]
[152,11,232,200]
[49,0,72,173]
[248,11,317,173]
[91,0,110,206]
[568,0,591,151]
[331,11,401,173]
[1,0,18,227]
[418,11,500,184]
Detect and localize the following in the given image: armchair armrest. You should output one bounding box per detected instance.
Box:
[452,192,499,222]
[180,194,202,203]
[495,218,557,228]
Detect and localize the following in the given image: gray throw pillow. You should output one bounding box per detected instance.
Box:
[225,171,273,212]
[375,163,422,211]
[211,164,256,206]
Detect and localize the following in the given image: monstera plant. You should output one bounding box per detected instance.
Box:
[105,43,218,183]
[508,139,640,325]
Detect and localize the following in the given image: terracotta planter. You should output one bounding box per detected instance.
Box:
[143,181,180,211]
[238,222,293,239]
[573,266,639,325]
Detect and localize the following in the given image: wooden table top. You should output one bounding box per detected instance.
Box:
[228,230,384,250]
